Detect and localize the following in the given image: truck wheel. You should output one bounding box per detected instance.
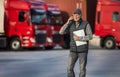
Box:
[10,38,21,51]
[45,46,53,50]
[104,37,116,49]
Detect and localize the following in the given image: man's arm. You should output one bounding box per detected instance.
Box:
[59,23,70,35]
[73,24,93,41]
[59,16,73,35]
[79,24,93,41]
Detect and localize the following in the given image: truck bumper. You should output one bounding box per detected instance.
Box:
[22,37,36,48]
[89,34,101,47]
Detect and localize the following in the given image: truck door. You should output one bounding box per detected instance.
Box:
[112,10,120,41]
[17,11,31,35]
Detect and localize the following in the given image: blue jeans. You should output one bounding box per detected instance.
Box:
[67,51,88,77]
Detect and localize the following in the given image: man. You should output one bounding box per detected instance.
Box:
[59,9,93,77]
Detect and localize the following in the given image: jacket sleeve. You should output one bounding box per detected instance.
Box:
[78,24,93,41]
[59,23,70,35]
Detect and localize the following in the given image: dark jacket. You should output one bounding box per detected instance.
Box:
[59,19,93,53]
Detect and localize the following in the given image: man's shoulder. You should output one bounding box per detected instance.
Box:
[81,20,89,26]
[82,20,89,24]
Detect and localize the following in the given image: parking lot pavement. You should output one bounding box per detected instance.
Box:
[0,48,120,77]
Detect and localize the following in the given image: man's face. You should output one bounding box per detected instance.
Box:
[73,14,81,22]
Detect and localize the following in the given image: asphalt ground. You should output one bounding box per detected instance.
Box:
[0,47,120,77]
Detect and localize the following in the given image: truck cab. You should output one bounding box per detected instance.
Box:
[94,0,120,49]
[27,0,63,49]
[0,0,36,50]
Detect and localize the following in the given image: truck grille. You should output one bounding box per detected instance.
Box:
[35,34,46,44]
[52,34,62,43]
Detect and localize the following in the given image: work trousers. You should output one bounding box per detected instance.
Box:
[67,51,88,77]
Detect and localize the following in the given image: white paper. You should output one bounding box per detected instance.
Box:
[73,29,87,46]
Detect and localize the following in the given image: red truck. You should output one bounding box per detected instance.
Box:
[89,0,120,49]
[0,0,36,50]
[26,0,63,49]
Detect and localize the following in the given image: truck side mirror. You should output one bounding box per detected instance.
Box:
[24,14,27,20]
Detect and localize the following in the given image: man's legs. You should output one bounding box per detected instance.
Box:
[78,52,88,77]
[67,51,78,77]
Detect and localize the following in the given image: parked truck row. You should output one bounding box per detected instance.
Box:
[1,0,120,50]
[26,0,63,49]
[0,0,63,50]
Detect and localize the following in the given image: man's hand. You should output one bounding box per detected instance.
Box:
[73,34,79,41]
[66,16,74,24]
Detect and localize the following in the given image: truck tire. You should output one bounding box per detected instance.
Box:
[9,37,21,51]
[104,37,116,49]
[45,46,53,50]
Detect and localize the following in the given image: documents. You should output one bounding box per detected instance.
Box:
[73,29,87,46]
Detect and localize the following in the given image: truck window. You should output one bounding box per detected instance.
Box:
[113,12,119,21]
[18,12,25,22]
[31,9,46,25]
[97,11,100,24]
[30,9,63,25]
[47,11,63,25]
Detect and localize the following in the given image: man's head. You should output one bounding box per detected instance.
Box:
[72,9,82,22]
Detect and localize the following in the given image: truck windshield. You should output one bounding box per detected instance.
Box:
[47,13,63,25]
[31,9,63,26]
[31,10,46,25]
[46,11,63,25]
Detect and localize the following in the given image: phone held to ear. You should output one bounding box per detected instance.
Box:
[66,16,74,25]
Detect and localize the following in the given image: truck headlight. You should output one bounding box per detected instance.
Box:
[47,37,52,43]
[27,31,31,34]
[30,38,36,43]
